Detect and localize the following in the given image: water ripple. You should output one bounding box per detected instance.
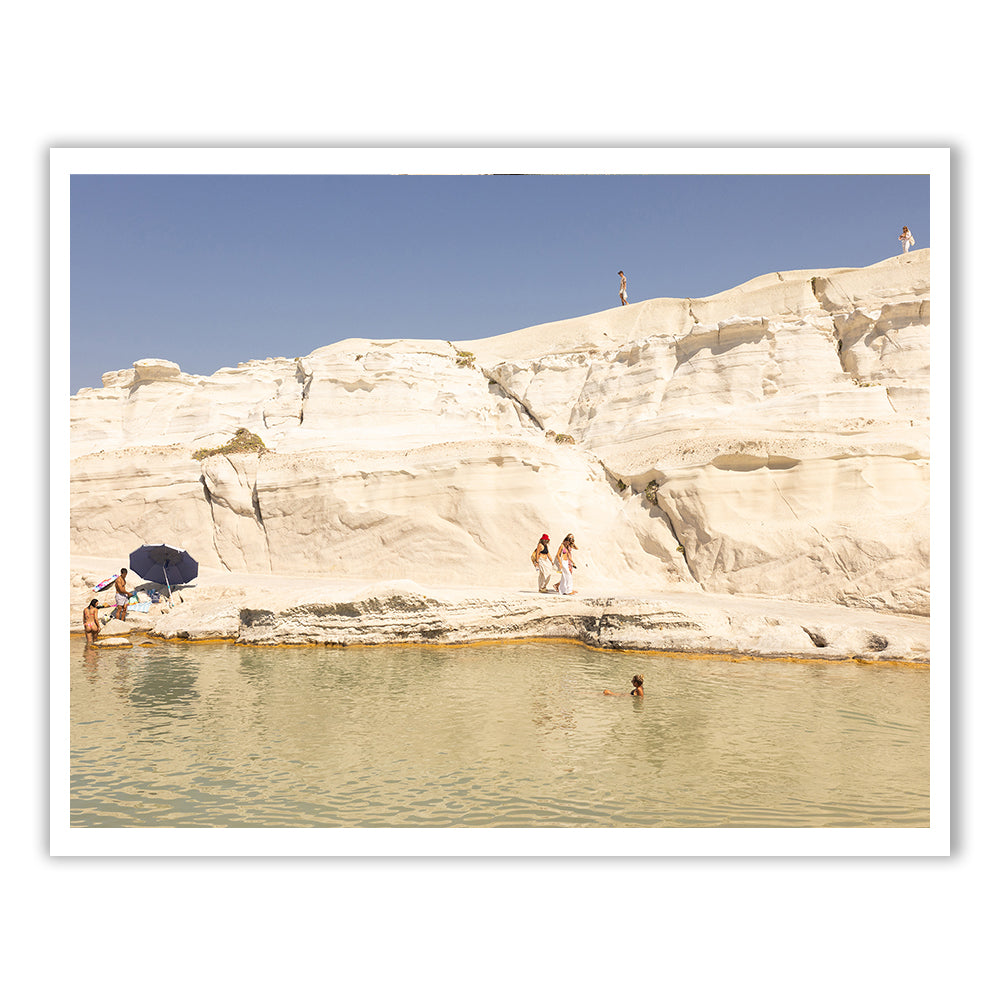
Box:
[70,638,930,827]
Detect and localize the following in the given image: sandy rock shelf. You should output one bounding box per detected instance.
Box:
[69,562,929,664]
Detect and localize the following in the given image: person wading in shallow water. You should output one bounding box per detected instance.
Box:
[83,599,102,646]
[604,674,644,697]
[531,533,555,593]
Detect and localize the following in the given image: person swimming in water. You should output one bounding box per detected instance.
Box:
[604,674,644,697]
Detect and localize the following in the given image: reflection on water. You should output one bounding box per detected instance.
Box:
[70,638,930,828]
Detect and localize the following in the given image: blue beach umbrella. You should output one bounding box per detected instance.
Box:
[129,543,198,602]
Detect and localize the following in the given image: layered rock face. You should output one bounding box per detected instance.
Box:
[70,250,931,613]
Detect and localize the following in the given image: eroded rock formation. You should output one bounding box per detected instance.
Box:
[70,250,931,614]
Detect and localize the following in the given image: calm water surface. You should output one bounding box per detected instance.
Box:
[70,637,930,827]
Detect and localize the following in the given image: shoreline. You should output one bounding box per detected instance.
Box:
[70,557,930,665]
[70,631,928,669]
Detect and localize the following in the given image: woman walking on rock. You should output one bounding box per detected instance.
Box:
[531,533,555,593]
[898,226,915,254]
[556,534,578,595]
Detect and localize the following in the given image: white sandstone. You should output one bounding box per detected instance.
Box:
[69,251,933,655]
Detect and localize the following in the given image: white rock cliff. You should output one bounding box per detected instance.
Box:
[70,251,932,627]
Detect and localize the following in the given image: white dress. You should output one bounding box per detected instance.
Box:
[556,548,573,594]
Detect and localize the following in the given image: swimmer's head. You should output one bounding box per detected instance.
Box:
[632,674,644,688]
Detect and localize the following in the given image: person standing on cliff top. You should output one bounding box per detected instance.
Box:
[113,567,131,621]
[618,270,628,305]
[898,226,915,254]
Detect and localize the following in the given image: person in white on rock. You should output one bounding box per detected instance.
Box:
[555,534,578,595]
[898,226,915,254]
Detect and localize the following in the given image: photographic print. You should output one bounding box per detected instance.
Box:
[52,148,948,855]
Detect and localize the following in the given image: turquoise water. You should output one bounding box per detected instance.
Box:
[70,637,930,827]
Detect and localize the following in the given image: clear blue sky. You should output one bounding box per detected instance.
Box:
[69,173,930,393]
